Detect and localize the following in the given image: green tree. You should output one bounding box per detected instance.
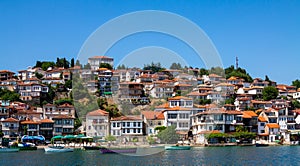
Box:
[99,63,113,69]
[157,125,179,144]
[265,75,270,82]
[74,118,82,130]
[154,126,167,132]
[199,68,209,76]
[169,63,182,70]
[225,65,253,82]
[75,60,82,68]
[71,58,75,67]
[65,80,72,89]
[117,64,126,69]
[291,100,300,109]
[105,135,116,141]
[0,88,21,102]
[292,79,300,89]
[143,62,165,73]
[35,72,44,79]
[262,86,279,101]
[83,63,91,69]
[41,62,55,71]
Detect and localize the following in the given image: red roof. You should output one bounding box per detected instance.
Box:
[21,120,39,124]
[242,111,258,118]
[266,123,280,128]
[52,115,74,119]
[89,56,113,59]
[2,117,19,122]
[87,109,109,116]
[168,96,192,101]
[141,111,164,120]
[111,115,142,121]
[39,119,54,123]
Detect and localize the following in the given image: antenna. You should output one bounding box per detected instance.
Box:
[236,57,239,69]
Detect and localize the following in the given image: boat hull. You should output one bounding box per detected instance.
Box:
[44,147,74,152]
[0,148,19,153]
[165,146,191,150]
[83,146,102,150]
[255,143,269,147]
[100,147,137,154]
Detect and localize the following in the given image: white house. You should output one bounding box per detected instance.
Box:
[86,109,109,138]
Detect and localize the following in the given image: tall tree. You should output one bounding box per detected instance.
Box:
[262,86,279,101]
[71,58,75,67]
[292,79,300,89]
[157,125,179,144]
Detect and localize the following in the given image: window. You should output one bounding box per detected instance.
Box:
[127,122,130,127]
[133,129,136,133]
[137,122,141,127]
[127,129,130,133]
[260,123,265,127]
[113,123,116,127]
[137,129,141,133]
[122,122,125,127]
[179,113,189,119]
[88,126,91,130]
[133,122,136,127]
[158,121,161,125]
[117,123,120,127]
[122,129,125,133]
[168,114,177,119]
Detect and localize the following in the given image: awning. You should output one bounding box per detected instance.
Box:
[104,92,112,95]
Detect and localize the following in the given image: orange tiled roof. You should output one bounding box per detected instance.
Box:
[242,111,258,118]
[165,106,191,111]
[111,115,142,121]
[52,115,74,119]
[21,120,39,124]
[198,130,221,134]
[251,100,272,104]
[2,117,19,122]
[168,96,192,101]
[266,123,280,128]
[89,55,113,59]
[87,109,109,116]
[141,111,164,120]
[155,103,169,109]
[258,116,268,122]
[39,119,54,123]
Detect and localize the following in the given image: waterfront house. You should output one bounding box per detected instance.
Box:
[20,119,40,136]
[110,115,145,137]
[52,115,74,136]
[141,111,164,135]
[265,123,280,142]
[1,117,19,138]
[86,109,109,138]
[162,96,193,137]
[39,118,54,140]
[242,111,258,132]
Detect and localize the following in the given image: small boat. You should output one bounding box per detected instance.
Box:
[0,147,19,153]
[165,145,191,150]
[18,143,37,151]
[83,146,102,150]
[100,147,137,154]
[44,146,74,152]
[255,143,269,147]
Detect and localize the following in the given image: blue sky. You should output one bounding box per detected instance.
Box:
[0,0,299,84]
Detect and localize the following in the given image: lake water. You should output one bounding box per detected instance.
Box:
[1,146,300,165]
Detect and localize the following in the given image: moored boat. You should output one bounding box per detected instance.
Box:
[44,146,74,152]
[83,146,102,150]
[0,147,19,153]
[100,147,137,154]
[165,145,191,150]
[255,143,269,147]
